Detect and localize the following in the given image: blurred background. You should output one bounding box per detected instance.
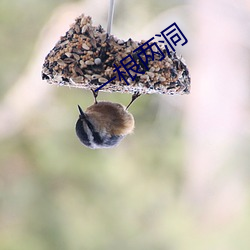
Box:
[1,0,250,249]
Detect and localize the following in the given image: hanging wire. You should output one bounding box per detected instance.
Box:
[107,0,115,35]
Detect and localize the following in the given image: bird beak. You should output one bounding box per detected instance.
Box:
[77,105,86,119]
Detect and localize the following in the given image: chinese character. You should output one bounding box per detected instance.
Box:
[95,59,137,92]
[133,37,165,71]
[95,22,188,92]
[113,63,130,85]
[120,54,145,81]
[155,22,188,53]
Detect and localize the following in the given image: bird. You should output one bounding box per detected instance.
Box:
[75,90,140,149]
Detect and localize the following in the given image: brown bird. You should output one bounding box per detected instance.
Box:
[75,90,140,149]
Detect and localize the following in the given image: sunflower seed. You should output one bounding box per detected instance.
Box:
[63,58,75,64]
[141,75,149,81]
[59,40,69,47]
[118,39,125,45]
[72,53,80,60]
[84,74,92,80]
[72,76,84,83]
[65,52,72,58]
[72,48,85,55]
[57,59,67,66]
[74,66,83,75]
[100,33,107,43]
[127,78,133,84]
[75,24,80,34]
[81,25,88,34]
[82,43,90,50]
[98,77,108,83]
[85,60,94,65]
[92,74,101,79]
[147,72,154,78]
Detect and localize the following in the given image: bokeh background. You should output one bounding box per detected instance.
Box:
[1,0,250,249]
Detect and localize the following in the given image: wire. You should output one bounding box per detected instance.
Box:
[107,0,115,35]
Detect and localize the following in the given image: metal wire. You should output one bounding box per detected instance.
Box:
[107,0,115,34]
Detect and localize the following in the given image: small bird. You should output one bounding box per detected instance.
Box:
[75,90,140,149]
